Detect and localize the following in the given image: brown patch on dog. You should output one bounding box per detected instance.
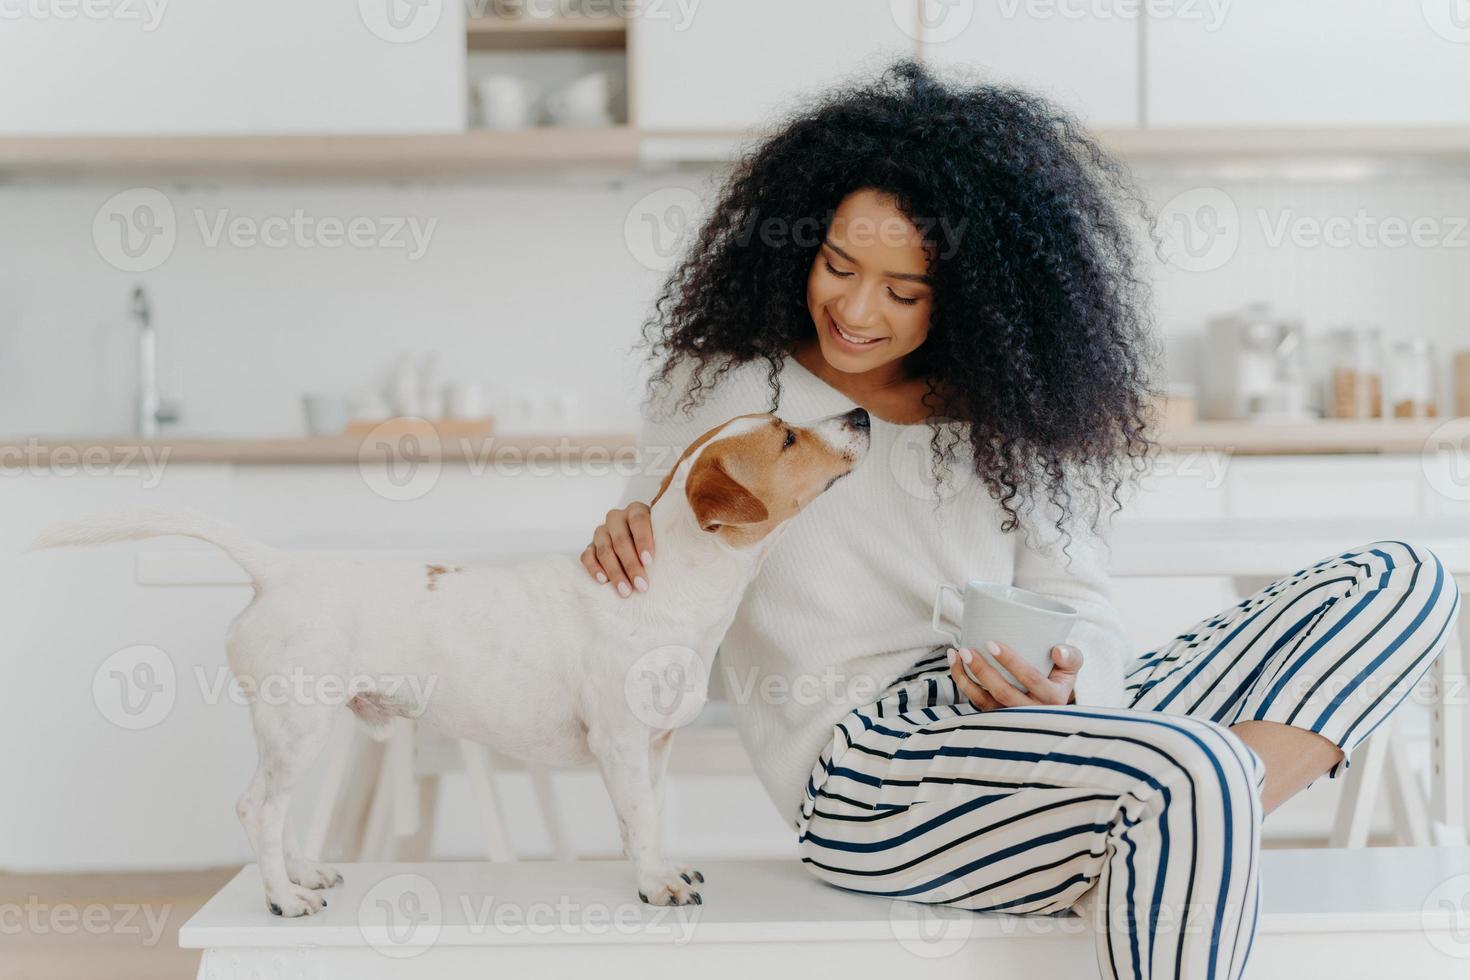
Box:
[425,563,463,591]
[686,454,769,531]
[676,414,861,547]
[648,412,770,508]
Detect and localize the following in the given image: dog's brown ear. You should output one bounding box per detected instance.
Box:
[686,453,769,531]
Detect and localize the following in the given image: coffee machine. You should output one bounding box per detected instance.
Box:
[1197,303,1315,422]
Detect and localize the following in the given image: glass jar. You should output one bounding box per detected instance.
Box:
[1324,326,1383,419]
[1386,338,1437,419]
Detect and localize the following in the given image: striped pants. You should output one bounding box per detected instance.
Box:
[795,539,1461,980]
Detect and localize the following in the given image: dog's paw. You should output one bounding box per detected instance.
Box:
[288,859,344,890]
[637,866,705,907]
[266,884,328,917]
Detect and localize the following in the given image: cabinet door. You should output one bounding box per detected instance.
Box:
[0,1,465,135]
[1148,0,1470,127]
[917,0,1139,128]
[632,0,915,131]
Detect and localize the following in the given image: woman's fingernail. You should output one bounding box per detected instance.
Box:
[985,640,1001,656]
[617,581,631,598]
[634,576,649,593]
[642,551,653,568]
[946,648,957,665]
[595,571,608,584]
[959,648,973,664]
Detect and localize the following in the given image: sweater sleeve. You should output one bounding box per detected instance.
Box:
[1010,500,1134,709]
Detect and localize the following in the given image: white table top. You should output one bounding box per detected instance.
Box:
[180,848,1470,950]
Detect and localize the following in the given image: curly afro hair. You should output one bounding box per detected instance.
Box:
[641,59,1162,549]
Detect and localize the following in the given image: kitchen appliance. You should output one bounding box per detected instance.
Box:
[1197,303,1314,422]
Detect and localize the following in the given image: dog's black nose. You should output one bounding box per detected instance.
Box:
[847,408,870,430]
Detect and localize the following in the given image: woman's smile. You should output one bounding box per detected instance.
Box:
[826,310,886,350]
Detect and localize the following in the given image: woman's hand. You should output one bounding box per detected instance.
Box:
[580,502,655,598]
[947,641,1082,710]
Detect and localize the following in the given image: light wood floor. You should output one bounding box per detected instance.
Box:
[1,838,1380,979]
[0,866,239,980]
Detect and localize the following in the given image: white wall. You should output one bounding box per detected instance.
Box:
[0,171,721,438]
[3,165,1463,869]
[4,166,1470,440]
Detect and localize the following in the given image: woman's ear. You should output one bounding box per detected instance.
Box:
[686,453,769,532]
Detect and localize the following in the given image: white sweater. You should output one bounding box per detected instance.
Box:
[619,354,1134,827]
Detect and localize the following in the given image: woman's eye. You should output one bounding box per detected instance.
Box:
[888,288,919,306]
[783,429,796,449]
[824,260,853,278]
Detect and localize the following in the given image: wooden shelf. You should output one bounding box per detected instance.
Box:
[5,419,1461,468]
[0,433,641,467]
[1099,125,1470,162]
[9,125,1470,178]
[466,14,627,51]
[1157,418,1457,455]
[0,128,640,178]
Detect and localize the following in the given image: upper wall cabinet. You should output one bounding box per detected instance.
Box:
[0,1,465,135]
[632,0,916,131]
[1148,1,1470,126]
[915,0,1139,128]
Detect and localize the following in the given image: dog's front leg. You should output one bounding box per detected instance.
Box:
[587,726,703,906]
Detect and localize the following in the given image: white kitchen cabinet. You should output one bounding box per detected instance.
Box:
[1147,1,1470,127]
[0,1,465,135]
[916,0,1139,128]
[631,0,915,131]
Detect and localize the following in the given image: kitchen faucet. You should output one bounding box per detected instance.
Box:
[131,284,179,437]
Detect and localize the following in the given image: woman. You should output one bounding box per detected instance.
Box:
[581,62,1459,980]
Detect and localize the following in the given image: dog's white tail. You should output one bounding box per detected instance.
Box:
[31,509,281,584]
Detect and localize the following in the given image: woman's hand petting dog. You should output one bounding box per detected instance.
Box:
[581,501,655,598]
[948,641,1082,710]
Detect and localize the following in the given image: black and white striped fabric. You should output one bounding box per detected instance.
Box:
[796,539,1460,980]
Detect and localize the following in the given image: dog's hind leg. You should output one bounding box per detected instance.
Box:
[237,701,336,917]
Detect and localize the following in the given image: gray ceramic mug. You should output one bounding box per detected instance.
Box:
[932,580,1078,693]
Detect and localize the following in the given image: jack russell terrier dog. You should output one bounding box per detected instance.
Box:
[34,408,871,916]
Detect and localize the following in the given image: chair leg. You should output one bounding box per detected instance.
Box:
[528,765,575,862]
[397,775,440,862]
[1384,717,1432,846]
[460,740,516,862]
[1429,596,1468,845]
[302,712,356,861]
[305,717,386,862]
[1330,726,1390,847]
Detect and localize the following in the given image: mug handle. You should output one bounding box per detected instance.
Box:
[931,583,963,647]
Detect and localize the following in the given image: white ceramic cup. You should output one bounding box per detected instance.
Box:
[301,395,351,436]
[544,72,612,127]
[476,74,537,130]
[932,580,1077,694]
